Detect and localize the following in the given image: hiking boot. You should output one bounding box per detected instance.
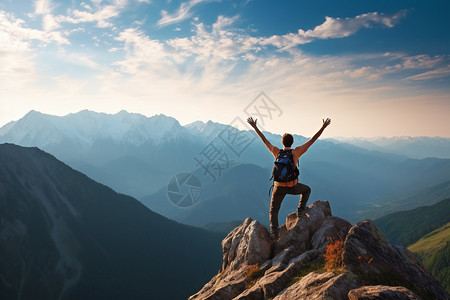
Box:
[297,207,309,218]
[269,228,279,241]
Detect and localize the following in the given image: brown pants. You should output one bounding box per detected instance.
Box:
[269,183,311,230]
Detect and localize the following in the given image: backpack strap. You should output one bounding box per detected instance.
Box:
[268,181,274,196]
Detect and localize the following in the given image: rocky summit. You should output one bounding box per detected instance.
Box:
[190,201,449,300]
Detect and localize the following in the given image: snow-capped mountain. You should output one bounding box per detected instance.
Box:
[0,110,207,197]
[185,119,231,138]
[1,109,186,148]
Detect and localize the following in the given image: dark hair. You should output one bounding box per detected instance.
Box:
[282,133,294,147]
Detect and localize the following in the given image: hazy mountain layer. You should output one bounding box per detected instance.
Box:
[333,136,450,159]
[2,110,450,226]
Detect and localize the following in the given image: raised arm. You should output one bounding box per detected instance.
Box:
[303,118,331,149]
[247,117,277,154]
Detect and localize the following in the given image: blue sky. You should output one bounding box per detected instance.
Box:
[1,0,449,137]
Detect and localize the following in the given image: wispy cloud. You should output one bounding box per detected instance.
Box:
[157,0,215,27]
[114,28,175,74]
[405,67,450,81]
[162,11,409,63]
[111,11,449,109]
[166,16,259,62]
[262,10,407,49]
[0,10,69,48]
[56,0,128,28]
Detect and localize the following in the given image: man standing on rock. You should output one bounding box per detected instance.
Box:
[247,117,331,240]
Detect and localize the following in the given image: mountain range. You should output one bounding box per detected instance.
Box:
[2,110,450,226]
[0,143,222,299]
[332,136,450,159]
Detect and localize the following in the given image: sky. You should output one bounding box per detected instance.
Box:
[0,0,449,137]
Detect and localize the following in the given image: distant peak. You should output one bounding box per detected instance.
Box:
[151,113,174,119]
[186,120,205,127]
[24,110,43,116]
[115,109,132,116]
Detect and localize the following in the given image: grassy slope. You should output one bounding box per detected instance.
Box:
[373,198,450,247]
[374,199,450,294]
[408,223,450,293]
[409,222,450,254]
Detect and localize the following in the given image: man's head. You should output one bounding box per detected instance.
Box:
[282,133,294,147]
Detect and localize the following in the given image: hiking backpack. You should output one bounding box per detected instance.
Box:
[271,149,299,183]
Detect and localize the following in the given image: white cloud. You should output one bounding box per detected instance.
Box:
[212,15,238,34]
[0,10,69,49]
[56,0,128,28]
[261,10,407,49]
[114,12,446,93]
[114,28,176,74]
[110,12,450,121]
[33,0,53,15]
[400,54,443,69]
[161,11,408,64]
[0,9,71,94]
[157,0,215,27]
[166,16,261,63]
[405,67,450,81]
[42,14,60,31]
[32,0,61,31]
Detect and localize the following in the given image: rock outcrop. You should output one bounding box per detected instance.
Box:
[189,200,449,300]
[348,285,421,300]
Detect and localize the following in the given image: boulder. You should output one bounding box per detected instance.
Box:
[311,216,352,251]
[222,218,272,271]
[273,272,357,300]
[343,220,449,300]
[275,200,332,256]
[258,249,321,298]
[348,285,422,300]
[189,267,249,300]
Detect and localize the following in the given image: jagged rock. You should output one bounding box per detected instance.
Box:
[275,200,332,256]
[191,218,271,300]
[233,284,264,300]
[190,201,449,300]
[274,271,358,300]
[311,216,352,251]
[258,250,321,298]
[265,246,295,273]
[222,218,272,271]
[189,267,249,300]
[348,285,422,300]
[343,220,449,300]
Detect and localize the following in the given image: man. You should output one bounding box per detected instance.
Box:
[247,117,331,240]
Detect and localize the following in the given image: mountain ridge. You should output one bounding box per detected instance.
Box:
[0,143,222,299]
[332,136,450,159]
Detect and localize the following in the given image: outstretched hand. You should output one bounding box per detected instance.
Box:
[322,118,331,128]
[247,117,257,128]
